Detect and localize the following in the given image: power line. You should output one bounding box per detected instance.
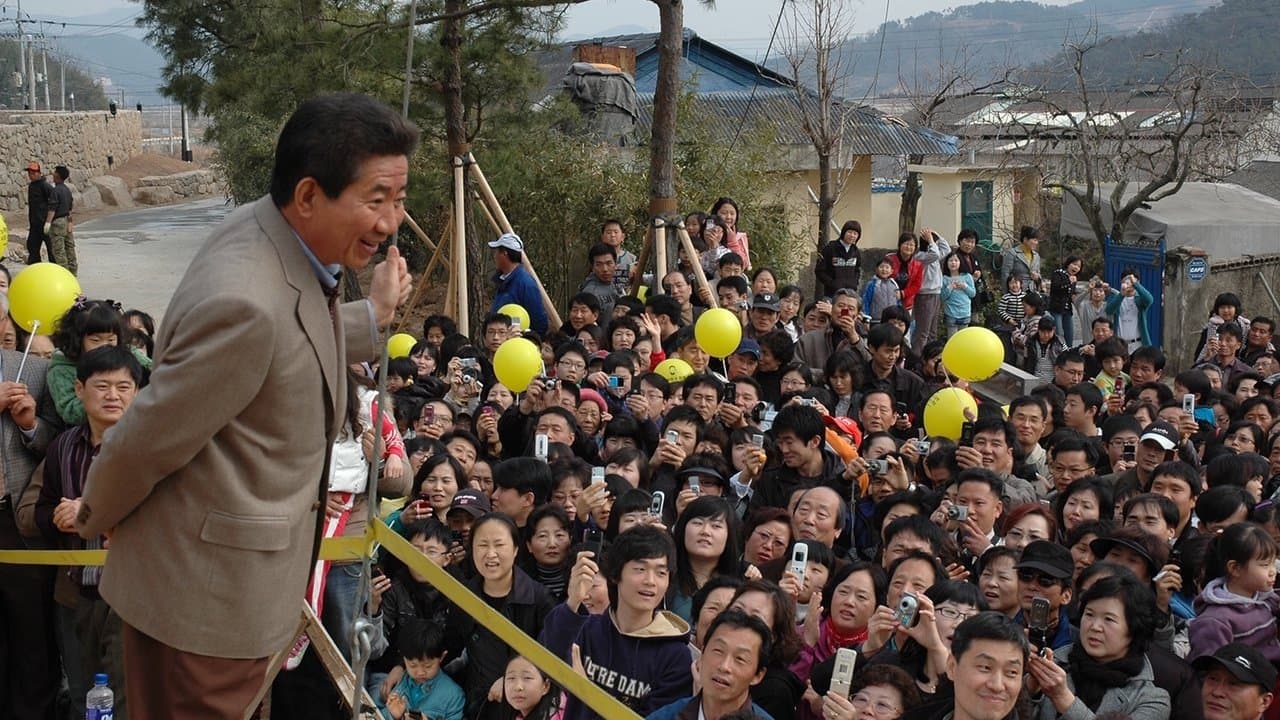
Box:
[714,0,786,174]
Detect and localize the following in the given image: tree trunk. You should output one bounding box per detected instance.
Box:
[440,0,486,332]
[648,0,682,222]
[817,151,834,249]
[899,155,924,233]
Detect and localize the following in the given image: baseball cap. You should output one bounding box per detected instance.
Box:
[1089,535,1157,576]
[677,466,725,488]
[1194,642,1278,691]
[1140,420,1178,451]
[822,415,863,447]
[487,232,524,252]
[25,161,40,172]
[734,339,762,359]
[1015,540,1073,580]
[751,293,781,312]
[447,488,491,518]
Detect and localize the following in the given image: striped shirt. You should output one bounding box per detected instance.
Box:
[36,424,103,586]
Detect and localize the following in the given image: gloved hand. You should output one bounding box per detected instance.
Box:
[43,222,51,234]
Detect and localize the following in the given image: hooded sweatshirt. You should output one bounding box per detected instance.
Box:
[540,603,693,720]
[1190,577,1280,662]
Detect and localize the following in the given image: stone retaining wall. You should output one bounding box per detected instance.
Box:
[0,110,142,213]
[132,169,223,205]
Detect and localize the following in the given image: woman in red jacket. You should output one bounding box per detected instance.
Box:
[887,232,923,313]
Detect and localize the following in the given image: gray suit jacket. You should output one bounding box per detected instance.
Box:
[79,196,376,658]
[0,350,59,505]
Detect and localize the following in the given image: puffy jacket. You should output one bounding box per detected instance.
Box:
[1191,578,1280,663]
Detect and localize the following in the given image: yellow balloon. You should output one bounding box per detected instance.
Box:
[10,263,82,335]
[492,337,542,392]
[497,303,531,331]
[923,388,979,441]
[694,307,743,358]
[941,327,1005,381]
[387,333,417,359]
[654,358,694,384]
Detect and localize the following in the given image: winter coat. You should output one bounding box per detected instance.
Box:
[862,277,902,323]
[1001,244,1041,289]
[746,447,848,514]
[1190,578,1280,663]
[646,695,775,720]
[540,603,694,720]
[492,264,549,334]
[1034,645,1169,720]
[887,253,923,309]
[1049,267,1075,315]
[815,240,862,297]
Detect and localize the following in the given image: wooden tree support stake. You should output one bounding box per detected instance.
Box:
[675,225,718,309]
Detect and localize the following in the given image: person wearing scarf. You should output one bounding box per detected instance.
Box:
[1026,574,1170,720]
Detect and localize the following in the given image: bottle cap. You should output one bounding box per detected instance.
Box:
[94,673,108,684]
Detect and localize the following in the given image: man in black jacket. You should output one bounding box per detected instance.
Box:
[25,161,54,264]
[815,220,863,298]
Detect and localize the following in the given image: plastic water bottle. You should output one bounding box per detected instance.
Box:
[85,673,114,720]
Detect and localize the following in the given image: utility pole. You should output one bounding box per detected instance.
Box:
[27,34,37,110]
[59,55,65,110]
[180,103,190,161]
[16,0,25,109]
[401,0,417,119]
[40,37,51,110]
[168,104,174,155]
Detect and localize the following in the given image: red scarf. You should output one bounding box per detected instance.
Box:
[825,617,867,648]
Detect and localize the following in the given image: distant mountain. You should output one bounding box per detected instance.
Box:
[33,7,168,105]
[779,0,1219,99]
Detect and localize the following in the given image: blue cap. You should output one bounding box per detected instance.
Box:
[94,673,108,685]
[734,339,761,359]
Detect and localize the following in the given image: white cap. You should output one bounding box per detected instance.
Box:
[488,232,524,252]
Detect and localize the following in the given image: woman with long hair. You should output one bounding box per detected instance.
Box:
[669,496,743,622]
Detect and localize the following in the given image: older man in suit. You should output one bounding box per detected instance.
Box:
[0,293,63,719]
[76,93,417,717]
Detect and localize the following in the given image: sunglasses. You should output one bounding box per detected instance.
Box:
[1017,569,1063,589]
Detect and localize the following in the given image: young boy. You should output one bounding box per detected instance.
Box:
[540,525,693,719]
[861,256,901,324]
[1011,291,1046,360]
[716,252,746,281]
[383,619,465,720]
[1022,315,1067,384]
[1093,336,1131,399]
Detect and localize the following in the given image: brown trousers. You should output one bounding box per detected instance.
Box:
[123,623,269,719]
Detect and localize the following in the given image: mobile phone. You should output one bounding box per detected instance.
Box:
[482,405,495,417]
[723,384,736,405]
[510,318,522,331]
[534,434,549,461]
[421,406,435,424]
[897,593,919,628]
[959,421,975,448]
[450,530,463,545]
[583,528,604,558]
[751,433,765,449]
[608,375,622,389]
[649,491,665,517]
[591,466,606,485]
[789,543,808,581]
[895,401,908,417]
[1182,393,1196,414]
[665,430,679,445]
[688,475,701,496]
[829,648,857,698]
[1122,442,1136,463]
[1114,377,1125,396]
[1028,596,1051,650]
[866,458,889,476]
[839,308,851,317]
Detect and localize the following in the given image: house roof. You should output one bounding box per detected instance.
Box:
[1224,160,1280,201]
[635,88,958,156]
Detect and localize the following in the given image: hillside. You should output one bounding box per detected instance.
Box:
[783,0,1219,99]
[1026,0,1280,87]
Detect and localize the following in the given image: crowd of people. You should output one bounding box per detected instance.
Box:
[4,190,1280,720]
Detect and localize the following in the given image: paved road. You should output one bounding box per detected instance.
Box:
[48,197,233,324]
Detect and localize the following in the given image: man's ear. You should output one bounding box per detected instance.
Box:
[291,177,322,219]
[1060,586,1072,608]
[74,379,84,401]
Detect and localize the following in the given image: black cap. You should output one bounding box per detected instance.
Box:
[751,293,781,312]
[1140,420,1178,451]
[1194,642,1278,691]
[677,466,726,488]
[1089,535,1157,576]
[1015,540,1073,580]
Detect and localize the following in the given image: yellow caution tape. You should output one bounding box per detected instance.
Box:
[0,535,374,566]
[0,523,643,719]
[372,522,642,720]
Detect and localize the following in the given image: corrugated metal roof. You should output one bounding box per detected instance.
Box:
[635,88,959,156]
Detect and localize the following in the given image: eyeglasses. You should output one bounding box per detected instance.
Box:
[935,605,979,622]
[851,693,902,717]
[1017,569,1062,589]
[557,359,586,371]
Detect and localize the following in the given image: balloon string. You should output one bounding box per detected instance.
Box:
[15,320,39,384]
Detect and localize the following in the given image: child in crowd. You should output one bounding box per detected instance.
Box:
[48,298,153,425]
[1190,522,1280,663]
[1092,337,1131,399]
[387,357,417,393]
[998,275,1027,333]
[503,655,565,720]
[382,619,466,720]
[862,257,902,325]
[1022,315,1066,384]
[939,251,976,337]
[716,252,746,281]
[1011,291,1045,362]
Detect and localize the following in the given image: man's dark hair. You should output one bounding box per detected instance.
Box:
[398,618,446,661]
[1054,349,1085,368]
[645,295,683,327]
[604,524,676,607]
[639,372,672,399]
[867,323,903,350]
[491,457,552,506]
[1253,316,1275,334]
[881,514,947,557]
[76,345,144,385]
[483,312,511,330]
[1066,383,1104,414]
[758,330,794,365]
[703,608,774,673]
[54,165,70,181]
[718,274,749,296]
[682,373,724,402]
[973,417,1016,449]
[588,242,617,262]
[1049,431,1100,465]
[951,611,1029,663]
[1007,395,1047,422]
[770,404,825,445]
[663,405,706,441]
[1175,369,1212,401]
[1130,345,1166,372]
[957,227,979,242]
[569,292,601,313]
[1152,460,1203,497]
[554,341,589,366]
[1124,493,1181,530]
[270,93,420,207]
[399,517,453,548]
[602,218,624,232]
[1217,322,1244,343]
[887,550,945,589]
[955,468,1004,502]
